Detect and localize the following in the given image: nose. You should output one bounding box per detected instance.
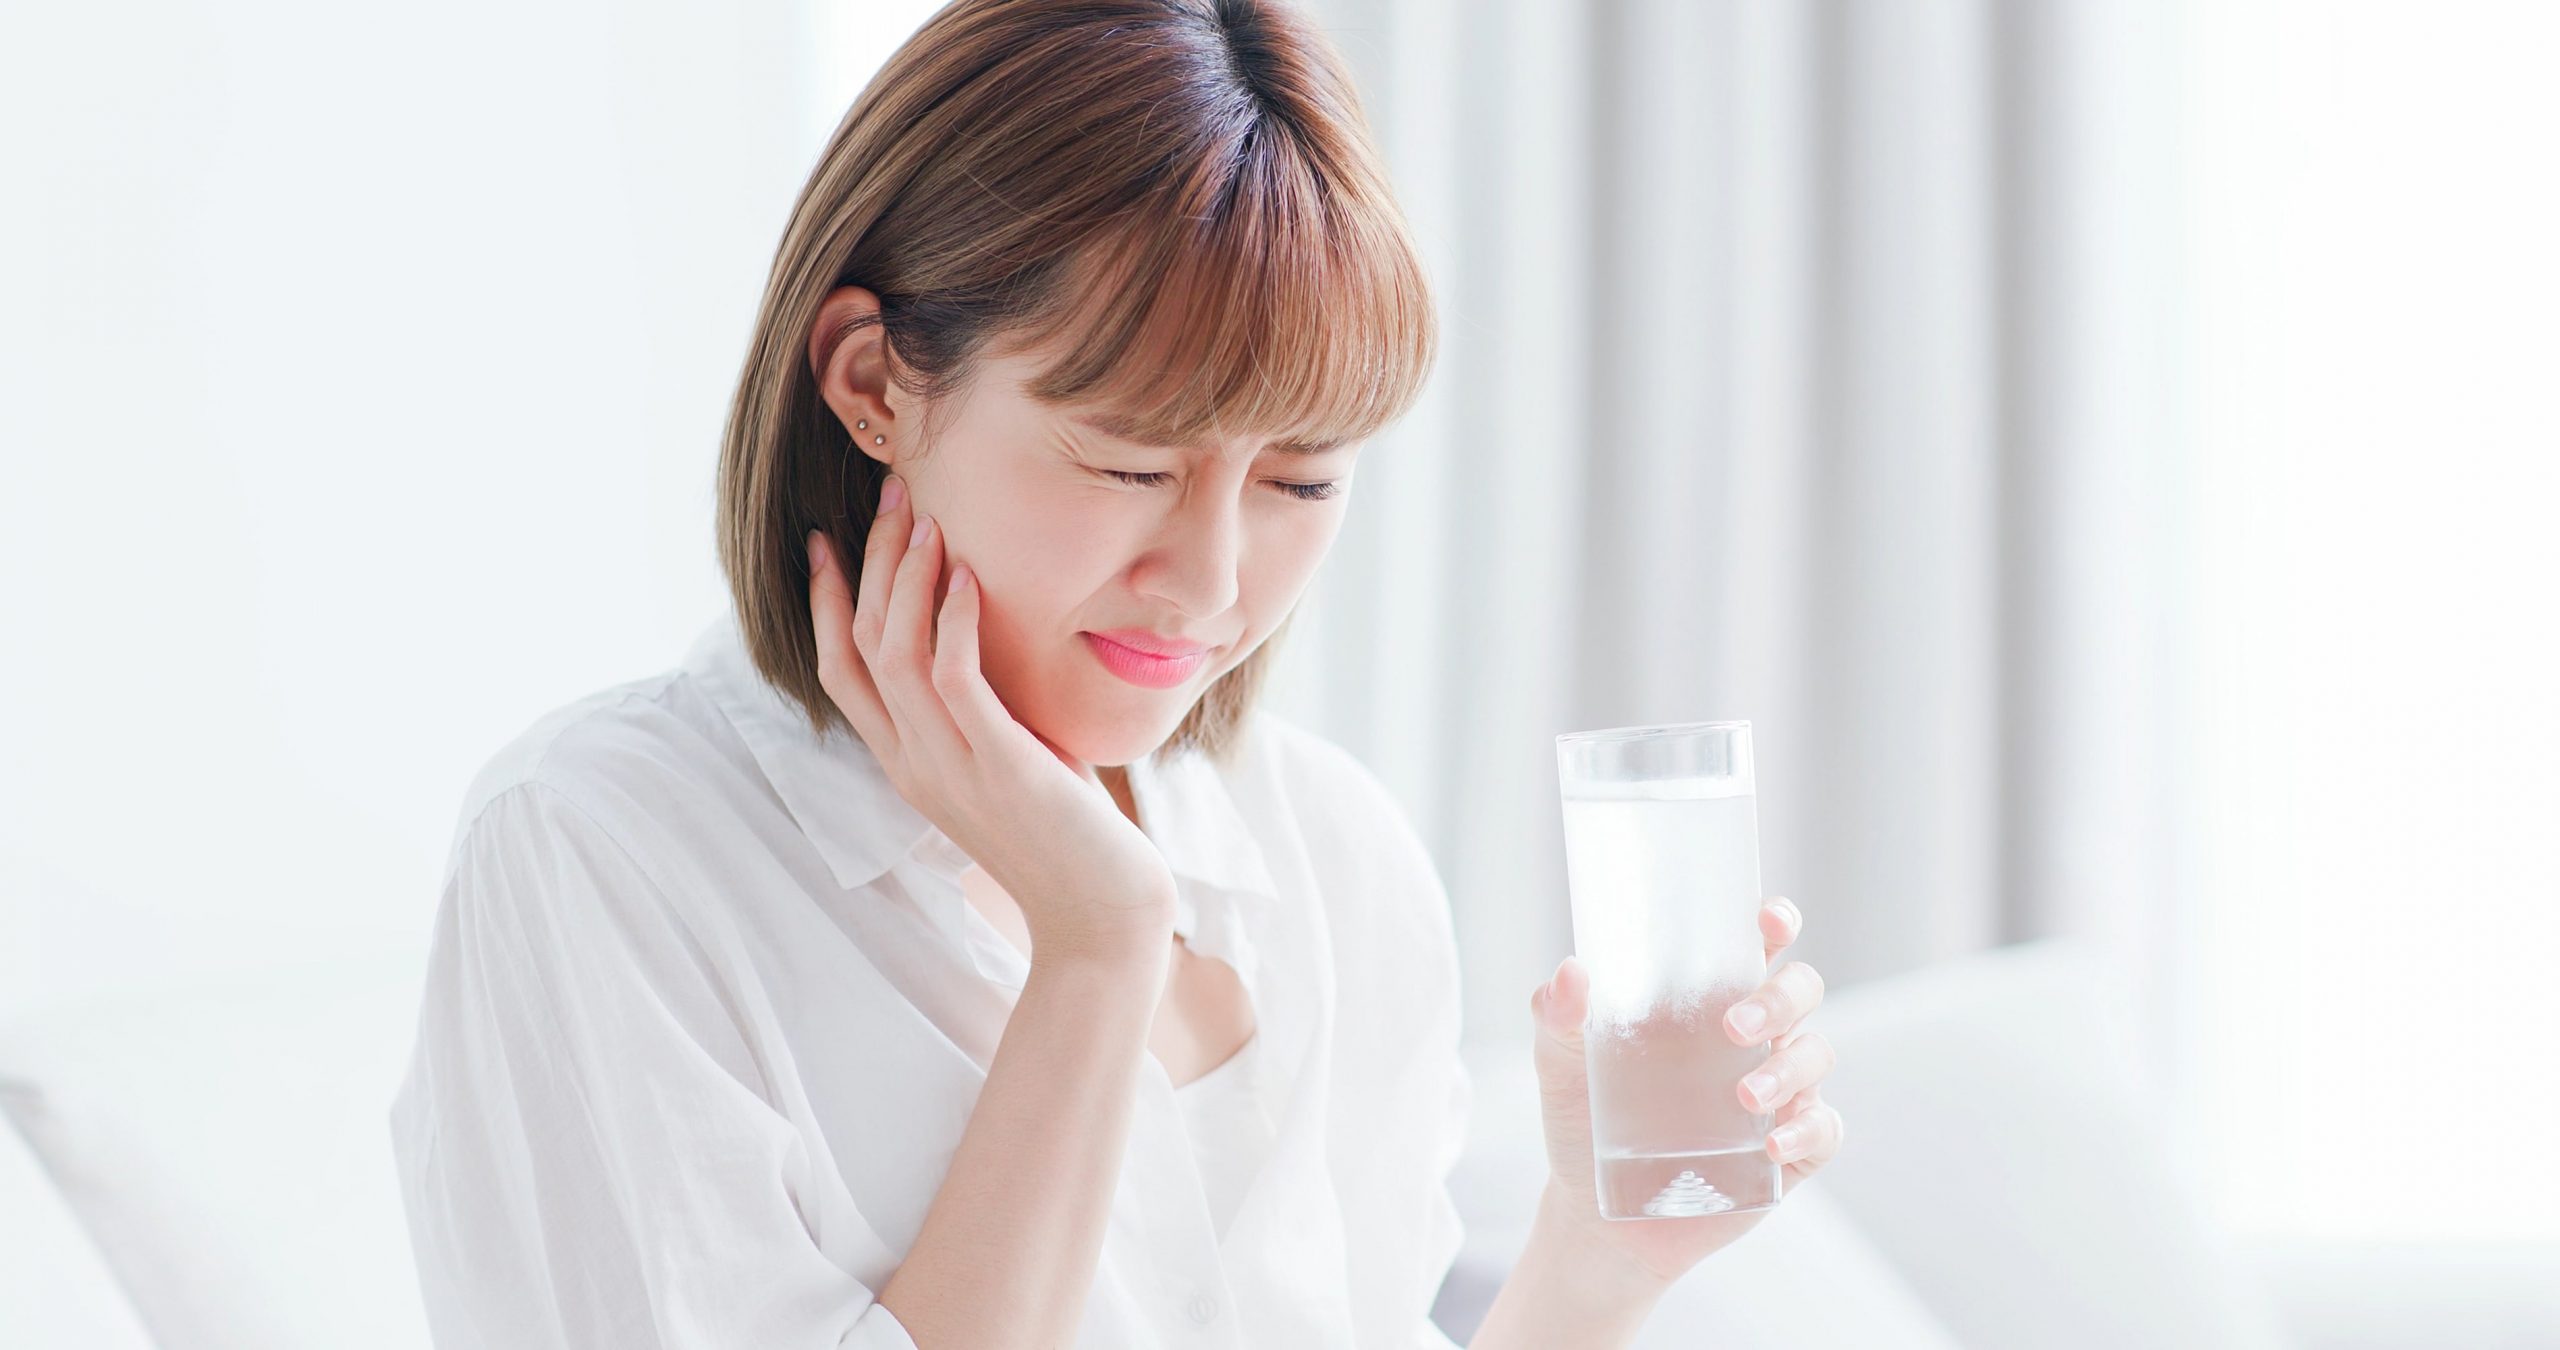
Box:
[1132,486,1243,620]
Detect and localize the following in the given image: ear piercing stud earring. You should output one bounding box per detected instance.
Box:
[856,418,883,445]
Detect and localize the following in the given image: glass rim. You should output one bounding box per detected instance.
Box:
[1555,718,1752,745]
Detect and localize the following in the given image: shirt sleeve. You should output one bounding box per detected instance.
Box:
[1305,738,1475,1349]
[1411,1047,1472,1350]
[389,781,918,1350]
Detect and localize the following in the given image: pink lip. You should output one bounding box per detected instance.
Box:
[1081,632,1212,689]
[1085,627,1213,656]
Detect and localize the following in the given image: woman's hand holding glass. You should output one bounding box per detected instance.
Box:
[1526,897,1846,1287]
[805,475,1177,965]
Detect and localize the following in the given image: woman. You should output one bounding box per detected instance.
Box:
[388,1,1845,1346]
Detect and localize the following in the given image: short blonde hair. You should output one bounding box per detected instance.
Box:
[715,0,1438,767]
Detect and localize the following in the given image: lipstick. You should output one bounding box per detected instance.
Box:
[1081,631,1211,689]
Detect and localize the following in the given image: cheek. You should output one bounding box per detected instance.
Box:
[956,484,1336,636]
[971,479,1114,559]
[1248,517,1340,603]
[949,495,1109,632]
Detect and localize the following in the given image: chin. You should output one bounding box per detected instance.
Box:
[986,642,1210,770]
[1028,700,1193,771]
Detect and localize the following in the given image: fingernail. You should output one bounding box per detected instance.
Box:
[1743,1072,1777,1107]
[1771,1122,1807,1158]
[882,476,906,511]
[1778,898,1801,926]
[909,512,931,546]
[1728,1002,1766,1039]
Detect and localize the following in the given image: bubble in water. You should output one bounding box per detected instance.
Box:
[1641,1169,1738,1218]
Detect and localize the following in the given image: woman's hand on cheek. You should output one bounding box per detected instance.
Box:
[804,484,1179,963]
[1525,896,1846,1289]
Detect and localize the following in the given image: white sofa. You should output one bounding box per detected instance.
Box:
[1437,937,2298,1349]
[0,937,2303,1349]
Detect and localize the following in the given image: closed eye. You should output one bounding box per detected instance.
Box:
[1103,469,1342,502]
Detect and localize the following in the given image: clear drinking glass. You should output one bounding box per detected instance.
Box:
[1555,720,1782,1220]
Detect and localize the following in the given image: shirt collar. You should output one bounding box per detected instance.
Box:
[682,612,1279,906]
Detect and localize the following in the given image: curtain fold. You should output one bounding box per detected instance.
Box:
[1274,0,2180,1088]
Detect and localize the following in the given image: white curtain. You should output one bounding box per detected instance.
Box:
[0,0,2180,1103]
[1272,0,2184,1090]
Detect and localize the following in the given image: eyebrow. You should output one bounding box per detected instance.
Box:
[1066,410,1352,457]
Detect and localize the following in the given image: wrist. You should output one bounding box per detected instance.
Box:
[1027,907,1176,974]
[1530,1182,1680,1304]
[1469,1184,1672,1349]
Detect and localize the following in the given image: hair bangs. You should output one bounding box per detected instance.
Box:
[1002,116,1436,456]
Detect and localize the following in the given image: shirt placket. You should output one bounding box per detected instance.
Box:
[1144,872,1278,1346]
[1124,1029,1246,1349]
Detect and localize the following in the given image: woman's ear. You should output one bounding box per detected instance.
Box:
[808,285,900,469]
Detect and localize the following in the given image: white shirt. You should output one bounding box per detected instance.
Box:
[387,612,1471,1349]
[1176,1026,1274,1242]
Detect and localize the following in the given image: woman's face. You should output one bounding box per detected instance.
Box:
[812,288,1359,771]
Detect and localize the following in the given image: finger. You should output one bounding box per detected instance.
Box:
[807,531,898,759]
[1527,957,1592,1105]
[931,564,1016,756]
[853,476,910,667]
[1775,1081,1822,1126]
[1774,1085,1834,1193]
[888,512,942,664]
[875,510,968,762]
[1529,955,1590,1051]
[1527,956,1596,1162]
[1735,1029,1836,1114]
[1768,1095,1844,1169]
[1761,896,1802,964]
[1724,959,1825,1045]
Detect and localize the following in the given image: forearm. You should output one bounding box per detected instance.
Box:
[1467,1184,1674,1350]
[875,939,1169,1348]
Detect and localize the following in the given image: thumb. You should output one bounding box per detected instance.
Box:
[1529,955,1590,1076]
[1528,955,1596,1167]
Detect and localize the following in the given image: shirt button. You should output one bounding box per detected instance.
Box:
[1186,1290,1221,1324]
